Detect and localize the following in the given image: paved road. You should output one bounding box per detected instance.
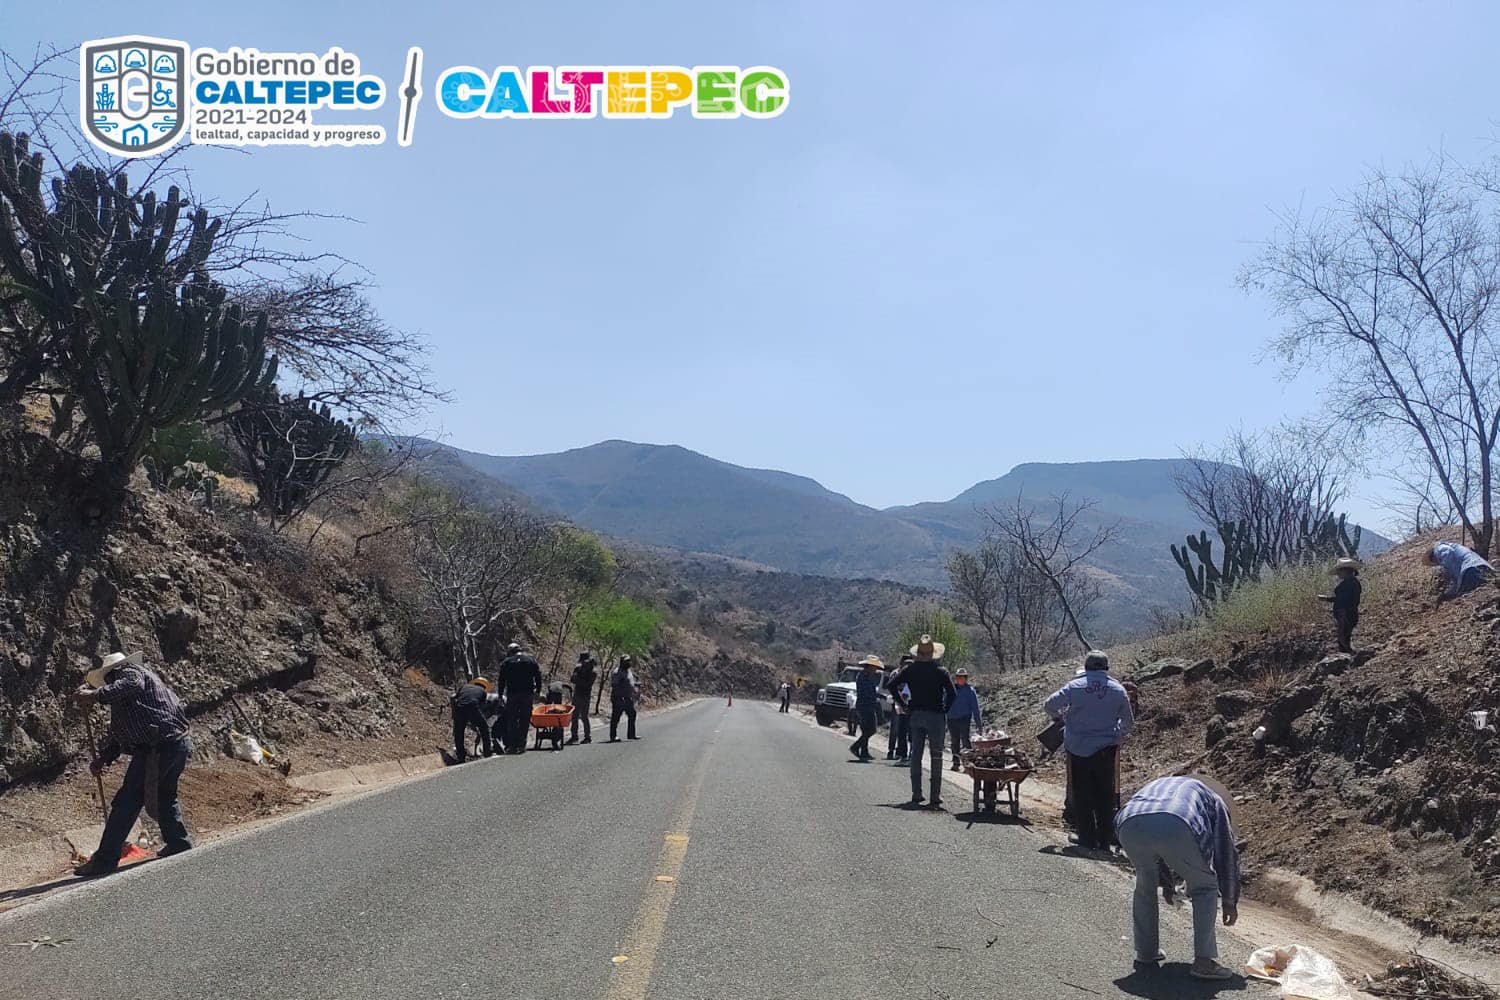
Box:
[0,700,1255,999]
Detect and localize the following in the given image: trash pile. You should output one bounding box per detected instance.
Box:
[1246,944,1352,1000]
[1366,952,1499,1000]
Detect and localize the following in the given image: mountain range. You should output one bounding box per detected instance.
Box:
[409,438,1326,637]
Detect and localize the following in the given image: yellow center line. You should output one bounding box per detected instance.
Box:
[603,709,723,1000]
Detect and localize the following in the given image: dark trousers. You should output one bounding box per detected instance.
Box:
[947,717,973,764]
[96,740,192,865]
[851,711,877,758]
[1459,565,1495,597]
[452,704,492,762]
[1070,746,1118,850]
[610,700,637,740]
[504,700,532,753]
[1334,607,1359,653]
[571,705,592,741]
[779,693,790,713]
[890,713,910,758]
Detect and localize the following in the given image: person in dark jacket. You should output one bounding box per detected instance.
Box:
[886,654,913,762]
[569,652,598,744]
[849,655,884,761]
[497,643,543,754]
[1318,558,1362,654]
[608,655,640,742]
[451,676,494,762]
[887,635,955,809]
[72,651,193,876]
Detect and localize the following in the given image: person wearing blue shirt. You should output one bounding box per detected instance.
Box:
[1430,541,1495,601]
[849,654,884,761]
[1044,650,1134,851]
[1115,775,1241,981]
[945,668,983,771]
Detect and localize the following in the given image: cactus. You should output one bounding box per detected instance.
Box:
[228,389,356,519]
[1171,519,1266,609]
[0,130,276,486]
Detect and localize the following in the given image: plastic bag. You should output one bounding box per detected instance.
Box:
[1245,944,1352,1000]
[227,729,267,764]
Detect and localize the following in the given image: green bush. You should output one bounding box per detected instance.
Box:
[1197,563,1381,645]
[894,607,972,666]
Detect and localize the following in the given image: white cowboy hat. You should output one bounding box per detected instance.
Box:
[85,650,142,688]
[857,654,884,669]
[909,634,946,660]
[1329,557,1362,574]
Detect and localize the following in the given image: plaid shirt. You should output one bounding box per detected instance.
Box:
[95,665,189,763]
[1116,776,1241,906]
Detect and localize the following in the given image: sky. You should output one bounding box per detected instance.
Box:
[6,1,1499,532]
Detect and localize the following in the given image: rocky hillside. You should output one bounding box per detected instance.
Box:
[415,439,1392,638]
[978,531,1500,946]
[0,428,782,848]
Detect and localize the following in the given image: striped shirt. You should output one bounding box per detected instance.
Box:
[1116,776,1241,906]
[95,665,189,761]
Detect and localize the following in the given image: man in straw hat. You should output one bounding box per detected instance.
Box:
[1114,774,1242,982]
[887,635,955,809]
[1044,650,1133,851]
[1318,557,1362,654]
[450,675,494,762]
[848,655,884,761]
[71,650,193,876]
[945,667,983,771]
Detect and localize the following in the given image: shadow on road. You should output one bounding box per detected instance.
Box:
[954,809,1030,828]
[0,872,88,904]
[1113,965,1252,998]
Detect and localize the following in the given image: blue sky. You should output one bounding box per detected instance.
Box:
[6,1,1498,530]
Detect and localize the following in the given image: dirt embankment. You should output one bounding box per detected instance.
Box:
[976,531,1500,949]
[0,429,776,855]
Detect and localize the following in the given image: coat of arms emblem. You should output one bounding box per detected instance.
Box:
[82,36,189,157]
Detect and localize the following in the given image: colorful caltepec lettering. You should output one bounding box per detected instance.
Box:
[436,65,788,120]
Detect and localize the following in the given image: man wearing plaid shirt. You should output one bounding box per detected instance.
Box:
[72,650,194,876]
[1115,775,1241,981]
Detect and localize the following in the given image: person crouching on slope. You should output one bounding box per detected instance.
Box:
[1115,775,1241,982]
[1429,540,1496,603]
[1044,650,1134,852]
[946,668,982,771]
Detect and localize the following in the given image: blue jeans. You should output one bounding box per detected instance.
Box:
[97,739,192,865]
[1117,812,1221,960]
[908,710,945,801]
[889,713,909,758]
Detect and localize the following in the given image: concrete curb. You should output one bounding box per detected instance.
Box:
[1,821,145,893]
[288,753,444,794]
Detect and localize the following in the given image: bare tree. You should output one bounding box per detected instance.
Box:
[406,492,568,681]
[1173,422,1355,568]
[1243,156,1500,556]
[983,493,1117,653]
[947,537,1074,671]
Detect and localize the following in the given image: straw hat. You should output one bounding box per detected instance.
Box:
[909,634,945,661]
[84,650,141,688]
[471,676,494,693]
[858,654,884,669]
[954,668,970,678]
[1329,557,1361,575]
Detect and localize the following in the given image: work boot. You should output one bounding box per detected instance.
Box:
[566,735,579,745]
[581,737,592,744]
[73,855,118,878]
[157,842,193,859]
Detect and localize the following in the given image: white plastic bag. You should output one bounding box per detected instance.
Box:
[1245,944,1351,1000]
[227,729,266,764]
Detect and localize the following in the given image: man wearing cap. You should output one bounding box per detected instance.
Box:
[568,651,598,744]
[71,651,193,876]
[887,635,956,808]
[497,642,543,754]
[451,676,494,762]
[945,668,983,771]
[849,655,884,761]
[1044,650,1134,851]
[608,654,641,742]
[1318,558,1362,654]
[1115,775,1241,981]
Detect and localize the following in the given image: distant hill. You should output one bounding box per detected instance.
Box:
[413,440,1388,639]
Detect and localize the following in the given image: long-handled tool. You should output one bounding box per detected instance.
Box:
[81,711,107,821]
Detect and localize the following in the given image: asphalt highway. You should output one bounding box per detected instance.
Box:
[0,700,1255,999]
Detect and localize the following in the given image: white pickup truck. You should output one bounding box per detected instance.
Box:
[814,666,894,730]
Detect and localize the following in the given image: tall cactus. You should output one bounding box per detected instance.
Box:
[0,130,276,486]
[228,389,356,520]
[1171,519,1265,610]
